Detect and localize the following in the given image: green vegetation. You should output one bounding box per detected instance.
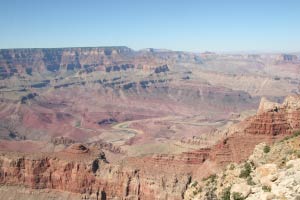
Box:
[262,185,271,192]
[202,174,217,183]
[221,187,231,200]
[247,176,256,185]
[232,192,245,200]
[193,190,198,196]
[295,150,300,158]
[192,187,202,196]
[221,173,227,181]
[198,187,202,193]
[229,164,235,170]
[191,181,198,187]
[202,174,217,199]
[281,130,300,142]
[205,187,217,200]
[249,161,255,168]
[263,145,270,153]
[239,163,252,178]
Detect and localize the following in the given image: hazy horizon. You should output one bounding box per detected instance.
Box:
[0,45,299,55]
[0,0,299,52]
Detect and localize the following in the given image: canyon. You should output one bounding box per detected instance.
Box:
[0,47,299,199]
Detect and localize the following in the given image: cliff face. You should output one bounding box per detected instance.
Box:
[0,142,142,199]
[209,95,300,167]
[0,96,299,199]
[0,144,195,200]
[185,132,300,200]
[0,47,133,78]
[245,95,300,135]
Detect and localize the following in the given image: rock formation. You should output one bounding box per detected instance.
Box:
[185,131,300,200]
[206,95,300,166]
[0,95,298,199]
[0,46,300,199]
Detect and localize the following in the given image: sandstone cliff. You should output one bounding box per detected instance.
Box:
[209,95,300,167]
[0,95,299,199]
[0,143,195,200]
[185,131,300,200]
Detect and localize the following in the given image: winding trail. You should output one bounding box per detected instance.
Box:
[111,120,144,135]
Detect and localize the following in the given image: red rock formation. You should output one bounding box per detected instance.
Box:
[210,134,278,166]
[0,150,193,200]
[0,95,299,199]
[209,95,300,166]
[245,95,300,135]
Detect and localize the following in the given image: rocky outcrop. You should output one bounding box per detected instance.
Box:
[0,185,82,200]
[210,134,276,166]
[63,143,90,154]
[0,144,138,199]
[0,95,299,199]
[0,144,195,200]
[0,47,133,79]
[245,95,300,135]
[89,140,124,154]
[196,95,300,166]
[185,131,300,200]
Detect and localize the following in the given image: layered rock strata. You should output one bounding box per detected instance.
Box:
[0,96,299,199]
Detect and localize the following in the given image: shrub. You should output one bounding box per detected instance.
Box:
[294,130,300,137]
[221,187,231,200]
[296,150,300,158]
[263,145,270,153]
[229,164,235,170]
[232,192,245,200]
[193,190,198,196]
[205,187,217,200]
[262,185,271,192]
[247,176,256,185]
[281,130,300,142]
[198,187,202,193]
[221,173,226,180]
[191,181,198,187]
[239,163,252,178]
[203,174,217,183]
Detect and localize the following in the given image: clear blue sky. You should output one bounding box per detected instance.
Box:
[0,0,299,52]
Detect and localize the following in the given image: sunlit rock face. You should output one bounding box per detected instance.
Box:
[0,47,299,199]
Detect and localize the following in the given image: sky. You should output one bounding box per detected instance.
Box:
[0,0,299,52]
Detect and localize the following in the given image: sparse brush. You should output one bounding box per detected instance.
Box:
[202,174,217,183]
[221,187,231,200]
[247,176,255,185]
[262,185,271,192]
[191,181,198,187]
[263,145,270,153]
[232,192,245,200]
[281,130,300,142]
[239,163,252,178]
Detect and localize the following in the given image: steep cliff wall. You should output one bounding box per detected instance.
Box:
[210,95,300,166]
[0,96,299,199]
